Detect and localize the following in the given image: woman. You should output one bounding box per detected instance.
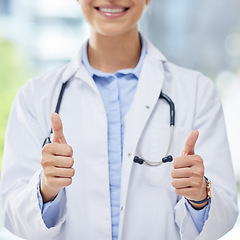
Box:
[0,0,238,239]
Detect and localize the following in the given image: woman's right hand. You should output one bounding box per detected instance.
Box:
[40,113,75,203]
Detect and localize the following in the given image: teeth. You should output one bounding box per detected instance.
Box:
[99,8,125,13]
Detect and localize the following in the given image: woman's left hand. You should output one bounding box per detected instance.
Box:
[171,130,208,209]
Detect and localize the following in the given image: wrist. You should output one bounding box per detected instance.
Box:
[40,176,59,203]
[186,176,211,210]
[188,199,209,210]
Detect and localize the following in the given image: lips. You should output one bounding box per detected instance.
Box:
[97,7,127,13]
[94,5,130,17]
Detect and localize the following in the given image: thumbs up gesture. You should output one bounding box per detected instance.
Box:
[40,113,75,203]
[171,130,207,209]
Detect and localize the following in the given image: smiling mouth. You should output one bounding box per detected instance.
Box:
[95,7,129,14]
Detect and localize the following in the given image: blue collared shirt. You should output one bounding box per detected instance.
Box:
[38,35,210,236]
[82,36,147,239]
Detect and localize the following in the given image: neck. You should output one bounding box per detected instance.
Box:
[88,29,141,73]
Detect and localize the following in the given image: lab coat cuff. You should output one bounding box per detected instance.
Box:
[196,183,239,240]
[3,169,67,239]
[174,197,199,240]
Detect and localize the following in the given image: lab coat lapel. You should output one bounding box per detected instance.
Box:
[119,46,166,236]
[62,44,101,97]
[75,64,102,95]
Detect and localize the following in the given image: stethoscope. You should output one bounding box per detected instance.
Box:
[133,91,175,167]
[42,81,68,148]
[43,80,175,167]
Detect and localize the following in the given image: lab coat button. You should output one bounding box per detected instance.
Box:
[121,206,123,211]
[128,153,131,157]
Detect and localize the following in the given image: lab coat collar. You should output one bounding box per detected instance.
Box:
[61,44,101,95]
[61,44,84,84]
[145,38,167,63]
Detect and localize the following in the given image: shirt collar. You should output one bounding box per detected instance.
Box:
[82,33,147,79]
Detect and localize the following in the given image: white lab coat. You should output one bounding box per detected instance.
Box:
[0,40,238,240]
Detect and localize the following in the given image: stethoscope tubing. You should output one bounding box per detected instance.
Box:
[133,91,175,167]
[42,81,69,148]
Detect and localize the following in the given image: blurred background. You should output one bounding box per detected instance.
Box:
[0,0,239,239]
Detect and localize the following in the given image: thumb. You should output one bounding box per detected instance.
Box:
[51,112,67,144]
[181,130,199,156]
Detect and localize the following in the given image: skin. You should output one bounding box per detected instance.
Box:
[171,130,208,210]
[41,113,75,203]
[78,0,151,73]
[41,0,207,210]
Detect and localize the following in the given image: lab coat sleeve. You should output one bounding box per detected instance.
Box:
[185,199,210,233]
[0,82,67,239]
[174,74,239,240]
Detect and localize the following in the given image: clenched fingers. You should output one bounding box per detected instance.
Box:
[44,166,75,178]
[173,155,203,169]
[41,155,74,169]
[172,177,204,189]
[42,143,73,157]
[43,176,73,190]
